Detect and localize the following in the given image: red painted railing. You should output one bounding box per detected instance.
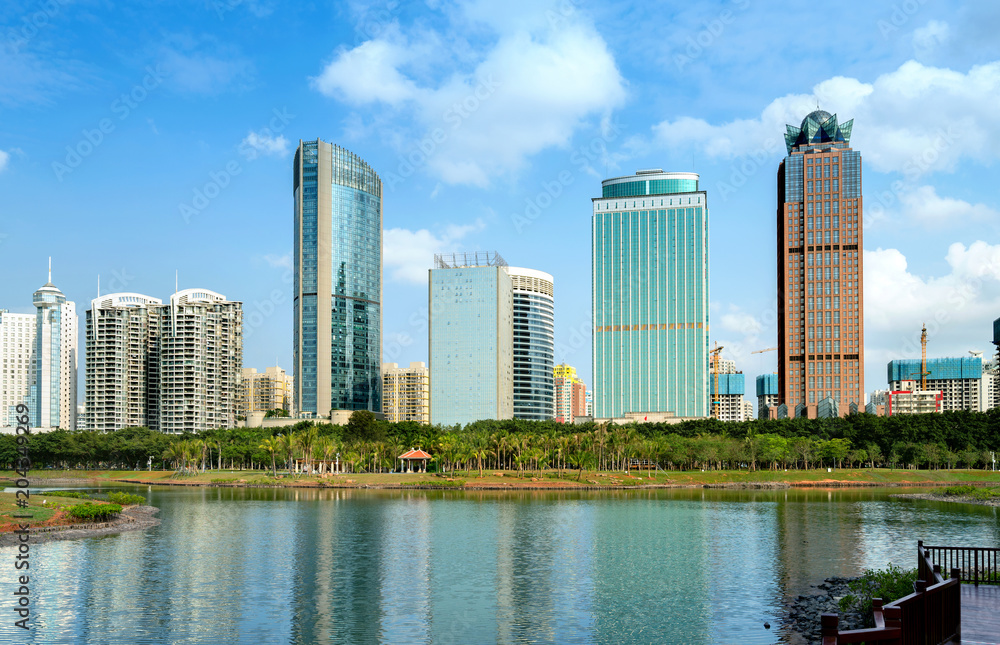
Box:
[821,542,962,645]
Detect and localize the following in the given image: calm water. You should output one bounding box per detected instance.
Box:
[2,486,998,644]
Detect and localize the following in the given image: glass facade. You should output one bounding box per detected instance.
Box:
[294,140,382,416]
[510,269,554,420]
[592,172,709,418]
[602,177,699,199]
[429,265,513,426]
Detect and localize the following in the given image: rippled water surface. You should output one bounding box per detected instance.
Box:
[1,486,997,644]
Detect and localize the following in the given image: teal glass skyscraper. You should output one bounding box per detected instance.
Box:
[592,170,709,418]
[293,140,382,416]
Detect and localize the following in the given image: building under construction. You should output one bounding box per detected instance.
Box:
[887,357,993,413]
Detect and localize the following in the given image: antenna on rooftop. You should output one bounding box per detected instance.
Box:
[48,256,52,283]
[97,275,101,298]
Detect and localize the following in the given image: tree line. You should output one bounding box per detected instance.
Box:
[2,408,998,474]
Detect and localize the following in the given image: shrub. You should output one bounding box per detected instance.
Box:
[67,502,123,522]
[942,485,1000,500]
[43,490,89,499]
[106,492,145,506]
[839,564,918,623]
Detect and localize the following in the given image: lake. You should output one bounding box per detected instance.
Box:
[2,485,998,644]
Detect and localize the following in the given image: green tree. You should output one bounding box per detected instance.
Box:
[345,410,385,443]
[259,437,279,476]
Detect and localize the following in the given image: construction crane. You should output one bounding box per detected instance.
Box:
[752,347,778,354]
[709,343,724,419]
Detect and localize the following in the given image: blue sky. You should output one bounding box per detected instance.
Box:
[2,0,999,409]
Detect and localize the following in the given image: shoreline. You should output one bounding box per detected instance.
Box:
[784,576,866,645]
[5,474,998,492]
[890,491,1000,507]
[0,505,160,546]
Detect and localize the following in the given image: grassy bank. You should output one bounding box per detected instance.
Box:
[0,491,111,529]
[5,467,1000,490]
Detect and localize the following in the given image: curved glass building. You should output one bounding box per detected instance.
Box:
[294,140,382,416]
[592,170,709,419]
[509,267,554,420]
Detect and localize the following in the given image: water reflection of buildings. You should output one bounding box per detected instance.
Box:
[378,494,432,642]
[774,489,867,597]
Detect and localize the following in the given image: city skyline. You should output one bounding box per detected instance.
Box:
[2,2,1000,413]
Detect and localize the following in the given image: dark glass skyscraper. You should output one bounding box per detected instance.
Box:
[293,140,382,416]
[777,110,864,416]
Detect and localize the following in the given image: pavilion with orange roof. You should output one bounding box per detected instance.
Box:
[398,448,432,473]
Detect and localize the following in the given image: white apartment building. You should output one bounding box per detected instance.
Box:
[86,293,163,432]
[85,289,242,433]
[0,311,36,428]
[157,289,242,433]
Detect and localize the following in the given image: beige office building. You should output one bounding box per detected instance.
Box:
[382,361,429,424]
[241,366,294,418]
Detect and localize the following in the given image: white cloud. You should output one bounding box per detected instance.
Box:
[0,150,9,173]
[861,242,1000,390]
[652,60,1000,178]
[241,130,290,157]
[264,253,292,270]
[719,309,763,336]
[896,185,999,226]
[158,36,254,94]
[312,34,424,105]
[913,20,950,55]
[312,2,626,186]
[383,219,485,284]
[864,242,1000,350]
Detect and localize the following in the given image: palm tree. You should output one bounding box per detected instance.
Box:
[195,439,208,473]
[277,433,294,476]
[299,426,318,475]
[162,442,183,473]
[535,448,550,478]
[259,437,279,476]
[569,451,592,481]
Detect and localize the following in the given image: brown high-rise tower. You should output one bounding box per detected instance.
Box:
[777,110,864,417]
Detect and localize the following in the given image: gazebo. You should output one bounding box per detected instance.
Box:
[398,448,432,473]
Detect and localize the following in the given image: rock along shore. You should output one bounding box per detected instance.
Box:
[784,576,865,645]
[0,505,160,547]
[891,491,1000,507]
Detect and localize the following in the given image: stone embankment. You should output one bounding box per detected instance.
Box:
[0,505,160,546]
[784,577,866,645]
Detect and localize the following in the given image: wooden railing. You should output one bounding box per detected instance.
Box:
[920,540,1000,586]
[821,542,962,645]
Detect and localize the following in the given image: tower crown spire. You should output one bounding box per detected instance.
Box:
[784,109,854,154]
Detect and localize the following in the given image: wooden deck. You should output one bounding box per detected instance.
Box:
[961,583,1000,645]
